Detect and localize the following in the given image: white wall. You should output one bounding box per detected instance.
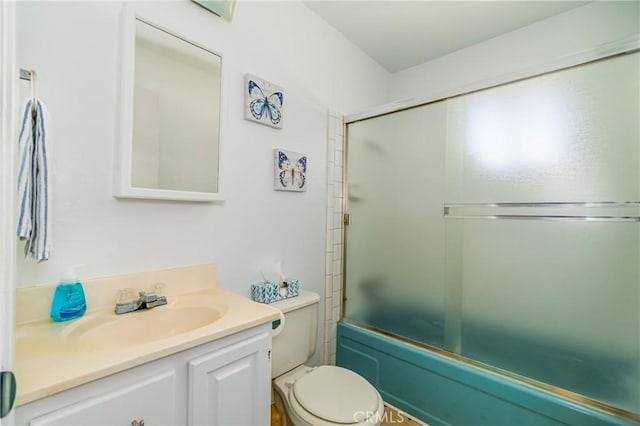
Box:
[0,2,17,423]
[389,1,640,103]
[14,0,388,328]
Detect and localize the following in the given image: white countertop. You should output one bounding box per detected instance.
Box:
[14,265,280,406]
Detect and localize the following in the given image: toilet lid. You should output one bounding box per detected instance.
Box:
[292,366,379,424]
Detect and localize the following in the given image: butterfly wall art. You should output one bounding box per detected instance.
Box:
[245,74,284,129]
[274,149,307,192]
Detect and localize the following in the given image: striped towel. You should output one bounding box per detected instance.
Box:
[17,99,51,261]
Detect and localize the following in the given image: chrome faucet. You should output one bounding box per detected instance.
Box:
[115,291,167,315]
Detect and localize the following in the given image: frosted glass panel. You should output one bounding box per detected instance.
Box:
[344,103,447,347]
[449,218,640,413]
[446,52,640,203]
[343,51,640,416]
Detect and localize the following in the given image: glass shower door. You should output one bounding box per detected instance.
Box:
[343,50,640,415]
[444,51,640,413]
[344,103,448,348]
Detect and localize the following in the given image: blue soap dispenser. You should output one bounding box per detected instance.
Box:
[50,265,87,322]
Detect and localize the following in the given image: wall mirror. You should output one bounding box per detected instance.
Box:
[115,6,223,201]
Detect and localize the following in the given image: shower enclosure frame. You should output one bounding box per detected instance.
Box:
[338,36,640,423]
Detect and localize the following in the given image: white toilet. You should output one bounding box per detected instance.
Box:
[270,291,384,426]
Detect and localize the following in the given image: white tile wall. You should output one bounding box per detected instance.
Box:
[323,112,344,364]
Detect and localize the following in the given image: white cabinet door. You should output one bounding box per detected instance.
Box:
[29,371,176,426]
[188,329,271,426]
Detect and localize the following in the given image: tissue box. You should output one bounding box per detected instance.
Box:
[284,279,300,298]
[251,279,300,304]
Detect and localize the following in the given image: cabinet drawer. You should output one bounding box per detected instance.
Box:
[30,371,176,426]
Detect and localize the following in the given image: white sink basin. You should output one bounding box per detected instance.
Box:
[60,305,224,350]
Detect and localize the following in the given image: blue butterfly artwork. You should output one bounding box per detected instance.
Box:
[245,74,284,129]
[274,149,307,191]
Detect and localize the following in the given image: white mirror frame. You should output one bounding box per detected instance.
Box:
[114,5,224,202]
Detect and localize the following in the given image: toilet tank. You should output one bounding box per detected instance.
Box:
[270,291,320,378]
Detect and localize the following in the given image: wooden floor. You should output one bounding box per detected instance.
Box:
[271,404,424,425]
[381,405,424,425]
[271,403,282,426]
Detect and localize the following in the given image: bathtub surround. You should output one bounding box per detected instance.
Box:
[323,112,344,365]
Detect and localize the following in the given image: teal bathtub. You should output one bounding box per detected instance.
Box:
[336,322,637,426]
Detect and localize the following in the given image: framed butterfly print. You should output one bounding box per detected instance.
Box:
[245,74,284,129]
[274,149,307,192]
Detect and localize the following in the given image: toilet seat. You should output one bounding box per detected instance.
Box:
[288,366,381,424]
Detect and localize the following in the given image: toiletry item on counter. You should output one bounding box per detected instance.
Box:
[50,265,87,322]
[253,260,299,303]
[251,278,300,304]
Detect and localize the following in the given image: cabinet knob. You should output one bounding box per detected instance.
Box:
[131,420,144,426]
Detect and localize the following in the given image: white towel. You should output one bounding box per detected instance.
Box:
[17,99,51,261]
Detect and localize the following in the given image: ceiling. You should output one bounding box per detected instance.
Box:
[304,1,589,73]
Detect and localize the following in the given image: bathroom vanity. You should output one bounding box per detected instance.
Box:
[13,265,279,426]
[16,324,270,425]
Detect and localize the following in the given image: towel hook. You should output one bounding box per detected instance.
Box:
[29,70,37,117]
[19,68,37,117]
